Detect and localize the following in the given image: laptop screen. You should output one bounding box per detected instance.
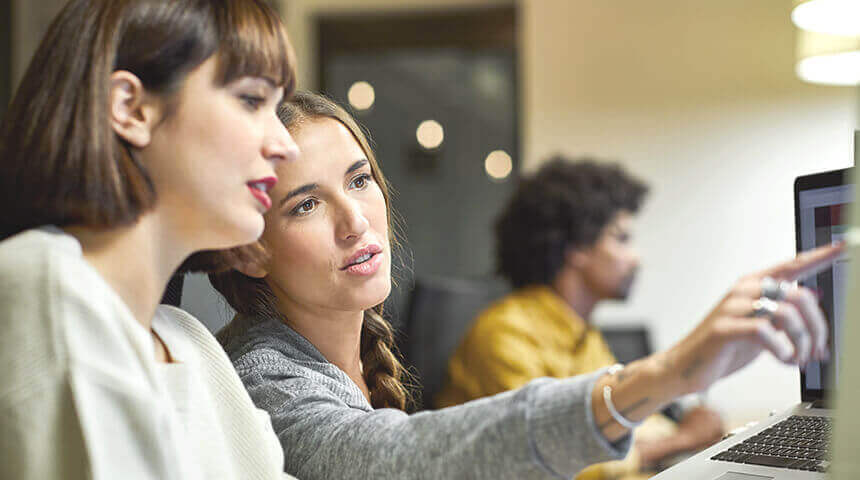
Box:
[795,168,854,401]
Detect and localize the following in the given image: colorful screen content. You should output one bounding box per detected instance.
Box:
[798,184,854,391]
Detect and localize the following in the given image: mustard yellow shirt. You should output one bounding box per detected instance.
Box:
[436,286,675,480]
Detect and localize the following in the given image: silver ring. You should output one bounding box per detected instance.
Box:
[761,276,793,301]
[752,297,779,318]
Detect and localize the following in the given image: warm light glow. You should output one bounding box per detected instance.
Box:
[484,150,513,180]
[797,50,860,85]
[795,29,860,85]
[416,120,444,149]
[347,81,375,110]
[792,0,860,36]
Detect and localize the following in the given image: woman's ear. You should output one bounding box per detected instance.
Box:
[235,259,268,279]
[109,70,162,148]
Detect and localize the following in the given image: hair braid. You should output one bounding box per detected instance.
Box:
[360,309,410,410]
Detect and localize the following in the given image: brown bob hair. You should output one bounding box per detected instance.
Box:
[211,92,414,410]
[0,0,296,241]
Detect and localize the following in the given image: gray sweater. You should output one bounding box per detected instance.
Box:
[221,315,630,480]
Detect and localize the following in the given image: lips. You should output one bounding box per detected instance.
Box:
[247,176,277,210]
[341,244,383,271]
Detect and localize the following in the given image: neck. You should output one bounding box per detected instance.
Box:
[65,213,191,331]
[552,269,600,322]
[270,287,367,393]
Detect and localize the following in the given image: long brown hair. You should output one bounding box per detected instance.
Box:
[0,0,296,241]
[211,91,412,410]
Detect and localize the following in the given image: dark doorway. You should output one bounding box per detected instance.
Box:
[317,7,519,332]
[1,0,11,116]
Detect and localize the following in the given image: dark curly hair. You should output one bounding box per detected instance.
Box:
[495,156,648,288]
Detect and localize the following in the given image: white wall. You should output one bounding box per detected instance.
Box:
[521,0,858,425]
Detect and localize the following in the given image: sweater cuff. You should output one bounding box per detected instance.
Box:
[525,368,632,478]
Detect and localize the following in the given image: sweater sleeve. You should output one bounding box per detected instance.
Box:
[239,359,630,480]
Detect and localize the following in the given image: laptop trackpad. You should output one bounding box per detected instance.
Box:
[712,473,773,480]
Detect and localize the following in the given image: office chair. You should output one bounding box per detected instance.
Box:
[402,275,509,410]
[160,273,184,308]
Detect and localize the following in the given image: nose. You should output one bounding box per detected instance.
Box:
[336,198,370,242]
[262,118,300,165]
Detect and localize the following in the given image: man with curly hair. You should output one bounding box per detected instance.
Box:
[436,156,724,479]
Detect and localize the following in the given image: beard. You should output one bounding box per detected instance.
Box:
[609,269,638,300]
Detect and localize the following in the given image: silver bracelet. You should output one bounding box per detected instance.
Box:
[602,363,644,430]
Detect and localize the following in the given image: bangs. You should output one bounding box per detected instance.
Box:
[214,0,297,96]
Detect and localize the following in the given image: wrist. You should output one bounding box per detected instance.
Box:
[645,348,689,401]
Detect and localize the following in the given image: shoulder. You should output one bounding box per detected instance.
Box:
[0,226,132,342]
[155,304,218,345]
[0,229,82,400]
[153,304,235,369]
[233,341,372,411]
[0,227,85,290]
[0,229,158,405]
[232,344,316,381]
[468,289,540,337]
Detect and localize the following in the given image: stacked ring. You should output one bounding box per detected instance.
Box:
[760,276,793,301]
[752,297,779,318]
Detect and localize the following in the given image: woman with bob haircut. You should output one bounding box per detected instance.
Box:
[0,1,300,478]
[211,91,842,479]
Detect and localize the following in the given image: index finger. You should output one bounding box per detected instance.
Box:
[757,242,846,281]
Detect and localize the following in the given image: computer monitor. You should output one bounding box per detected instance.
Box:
[794,167,854,404]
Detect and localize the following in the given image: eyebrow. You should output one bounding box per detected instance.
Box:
[278,160,370,209]
[346,159,368,174]
[279,183,318,208]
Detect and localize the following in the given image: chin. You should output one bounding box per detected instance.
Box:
[357,278,392,311]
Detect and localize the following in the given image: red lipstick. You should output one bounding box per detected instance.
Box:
[247,176,277,210]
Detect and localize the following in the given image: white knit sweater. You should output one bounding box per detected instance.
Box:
[0,227,294,480]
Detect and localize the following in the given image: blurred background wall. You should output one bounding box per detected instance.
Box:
[4,0,858,427]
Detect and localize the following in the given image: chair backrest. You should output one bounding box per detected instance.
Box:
[160,273,184,308]
[402,275,508,410]
[599,325,653,364]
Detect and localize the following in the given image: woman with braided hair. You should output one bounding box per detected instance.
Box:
[211,91,842,480]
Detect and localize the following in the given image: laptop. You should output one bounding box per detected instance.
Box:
[652,166,854,480]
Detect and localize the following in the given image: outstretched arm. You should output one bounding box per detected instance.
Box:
[590,242,842,442]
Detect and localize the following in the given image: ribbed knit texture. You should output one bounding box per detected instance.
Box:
[222,315,631,480]
[154,306,295,480]
[0,227,293,480]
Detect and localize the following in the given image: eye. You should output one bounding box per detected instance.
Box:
[239,94,265,110]
[292,198,318,216]
[349,173,373,190]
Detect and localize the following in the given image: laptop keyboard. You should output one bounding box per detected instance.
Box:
[710,415,831,473]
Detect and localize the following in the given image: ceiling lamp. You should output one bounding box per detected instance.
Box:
[791,0,860,36]
[484,150,513,181]
[347,81,375,111]
[792,0,860,86]
[416,120,444,150]
[795,30,860,86]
